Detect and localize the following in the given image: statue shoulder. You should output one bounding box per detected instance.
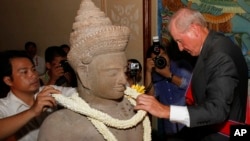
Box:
[38,109,101,141]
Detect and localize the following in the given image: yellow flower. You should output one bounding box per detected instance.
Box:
[131,84,145,94]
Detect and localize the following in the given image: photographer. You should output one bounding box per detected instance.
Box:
[145,38,193,138]
[126,59,142,86]
[40,46,77,87]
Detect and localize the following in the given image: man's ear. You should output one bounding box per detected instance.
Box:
[77,64,89,88]
[3,76,13,86]
[189,24,200,37]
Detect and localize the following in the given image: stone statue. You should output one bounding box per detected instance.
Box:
[37,0,151,141]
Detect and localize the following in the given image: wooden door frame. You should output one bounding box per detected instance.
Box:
[143,0,151,61]
[143,1,151,83]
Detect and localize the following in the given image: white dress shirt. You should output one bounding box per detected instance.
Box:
[33,55,46,76]
[170,105,190,127]
[0,86,77,141]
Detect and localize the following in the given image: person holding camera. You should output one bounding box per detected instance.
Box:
[126,59,142,86]
[40,46,77,87]
[144,38,193,138]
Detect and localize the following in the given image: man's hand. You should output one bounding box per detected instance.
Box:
[47,64,64,85]
[0,86,62,139]
[146,58,155,73]
[134,94,170,119]
[30,86,61,116]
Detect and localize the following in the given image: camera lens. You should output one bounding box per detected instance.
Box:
[154,56,167,69]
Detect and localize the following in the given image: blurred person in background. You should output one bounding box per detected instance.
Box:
[126,59,143,87]
[144,39,193,139]
[40,46,77,87]
[24,41,45,76]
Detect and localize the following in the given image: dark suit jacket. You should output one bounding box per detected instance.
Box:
[176,31,248,141]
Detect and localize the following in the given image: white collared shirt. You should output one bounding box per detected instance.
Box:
[33,55,45,76]
[0,86,77,141]
[170,105,190,127]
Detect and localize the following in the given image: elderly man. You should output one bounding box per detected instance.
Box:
[135,8,248,141]
[38,0,150,141]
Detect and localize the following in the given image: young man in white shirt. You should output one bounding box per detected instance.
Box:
[0,50,76,141]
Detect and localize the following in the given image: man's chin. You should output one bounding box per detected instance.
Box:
[31,87,40,92]
[30,84,40,93]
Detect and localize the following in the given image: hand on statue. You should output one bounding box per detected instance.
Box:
[30,86,61,116]
[134,94,170,119]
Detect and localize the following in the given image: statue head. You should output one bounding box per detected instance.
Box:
[68,0,130,100]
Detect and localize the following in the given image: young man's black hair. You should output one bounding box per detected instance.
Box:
[0,50,34,98]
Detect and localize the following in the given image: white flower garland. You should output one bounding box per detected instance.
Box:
[52,87,151,141]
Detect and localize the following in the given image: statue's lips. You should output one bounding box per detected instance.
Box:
[113,87,126,92]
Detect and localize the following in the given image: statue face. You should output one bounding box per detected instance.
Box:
[87,52,128,100]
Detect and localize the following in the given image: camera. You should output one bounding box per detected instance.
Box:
[153,56,167,69]
[55,60,72,86]
[60,60,71,72]
[128,63,140,77]
[152,45,167,69]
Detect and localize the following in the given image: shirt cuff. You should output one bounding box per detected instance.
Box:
[169,105,190,127]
